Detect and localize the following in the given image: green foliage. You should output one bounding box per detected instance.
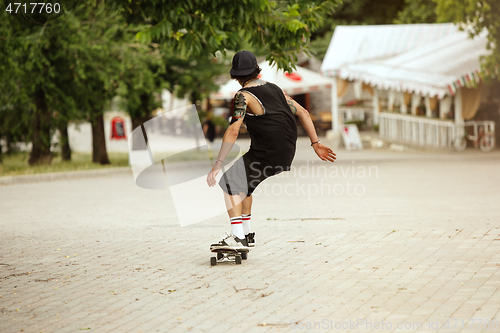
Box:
[162,51,227,104]
[394,0,437,24]
[115,41,166,122]
[113,0,340,72]
[0,3,139,163]
[309,29,334,61]
[61,5,128,119]
[434,0,500,79]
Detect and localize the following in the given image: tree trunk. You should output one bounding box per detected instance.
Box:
[29,89,53,165]
[91,111,110,165]
[131,114,152,150]
[190,94,201,150]
[5,133,13,154]
[0,131,3,164]
[131,116,147,150]
[57,120,71,161]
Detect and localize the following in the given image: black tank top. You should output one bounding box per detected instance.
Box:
[239,82,297,169]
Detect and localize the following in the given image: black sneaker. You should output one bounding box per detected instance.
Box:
[246,232,256,247]
[210,232,249,251]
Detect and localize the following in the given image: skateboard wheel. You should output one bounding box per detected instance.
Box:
[235,255,242,265]
[241,252,248,260]
[217,252,224,260]
[210,257,217,266]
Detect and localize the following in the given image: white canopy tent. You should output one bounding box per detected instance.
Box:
[210,61,333,100]
[337,31,489,99]
[320,23,493,150]
[321,23,458,77]
[320,23,461,132]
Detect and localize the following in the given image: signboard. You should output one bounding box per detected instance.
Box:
[111,117,127,140]
[341,124,363,150]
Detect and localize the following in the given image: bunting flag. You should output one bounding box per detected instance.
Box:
[472,71,480,84]
[447,84,455,95]
[447,70,484,95]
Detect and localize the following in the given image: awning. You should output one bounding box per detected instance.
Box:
[321,23,458,77]
[320,23,490,99]
[211,61,333,100]
[338,31,489,98]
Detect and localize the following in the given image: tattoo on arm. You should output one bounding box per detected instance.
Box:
[285,94,297,115]
[231,92,247,124]
[287,100,297,115]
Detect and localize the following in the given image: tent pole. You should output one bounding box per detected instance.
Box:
[400,92,407,114]
[331,77,339,132]
[454,89,463,125]
[454,89,464,145]
[439,98,445,119]
[373,88,380,126]
[424,96,432,117]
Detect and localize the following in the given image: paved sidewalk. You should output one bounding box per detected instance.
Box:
[1,140,499,332]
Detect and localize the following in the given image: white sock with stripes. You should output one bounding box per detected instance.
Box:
[230,216,245,239]
[242,214,252,235]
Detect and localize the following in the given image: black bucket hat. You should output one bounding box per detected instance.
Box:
[230,50,258,76]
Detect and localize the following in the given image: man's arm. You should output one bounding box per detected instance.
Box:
[284,92,336,163]
[284,92,319,143]
[215,92,246,163]
[207,92,246,186]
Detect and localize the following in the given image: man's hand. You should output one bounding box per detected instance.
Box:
[207,161,223,187]
[313,143,336,162]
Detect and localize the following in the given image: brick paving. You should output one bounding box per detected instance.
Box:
[1,140,500,332]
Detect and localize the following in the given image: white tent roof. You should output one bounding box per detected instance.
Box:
[321,23,458,76]
[211,61,333,100]
[337,31,489,98]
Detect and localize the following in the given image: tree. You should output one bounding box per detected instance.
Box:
[0,3,134,165]
[113,0,339,72]
[0,14,58,165]
[0,12,33,160]
[116,41,165,134]
[64,5,128,165]
[434,0,500,79]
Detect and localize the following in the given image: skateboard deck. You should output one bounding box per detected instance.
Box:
[210,247,249,266]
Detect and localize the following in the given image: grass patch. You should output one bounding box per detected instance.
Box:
[0,152,129,177]
[0,148,245,177]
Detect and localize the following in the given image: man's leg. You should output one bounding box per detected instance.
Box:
[224,192,245,239]
[242,195,252,234]
[224,192,245,217]
[242,195,252,215]
[210,191,249,250]
[242,195,255,246]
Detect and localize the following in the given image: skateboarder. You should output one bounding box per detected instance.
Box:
[207,50,336,251]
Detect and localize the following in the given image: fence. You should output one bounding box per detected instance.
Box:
[379,112,457,149]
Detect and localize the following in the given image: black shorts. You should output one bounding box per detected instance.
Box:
[219,153,286,196]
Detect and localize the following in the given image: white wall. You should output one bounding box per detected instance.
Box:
[67,110,132,153]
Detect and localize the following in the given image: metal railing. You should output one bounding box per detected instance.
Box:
[379,112,457,149]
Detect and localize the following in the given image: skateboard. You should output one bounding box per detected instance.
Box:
[210,247,249,266]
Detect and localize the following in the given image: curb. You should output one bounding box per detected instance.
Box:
[0,167,132,186]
